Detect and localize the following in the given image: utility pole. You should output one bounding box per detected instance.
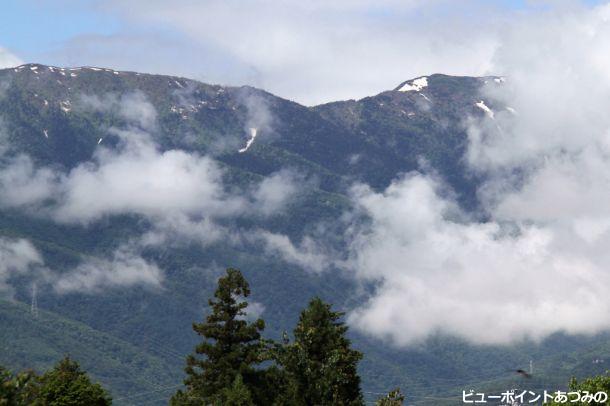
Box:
[529,360,533,375]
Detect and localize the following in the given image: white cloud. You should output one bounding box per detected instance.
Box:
[78,91,158,130]
[0,90,298,228]
[344,3,610,346]
[0,155,61,209]
[0,238,44,297]
[0,236,162,296]
[139,213,230,248]
[255,230,330,273]
[251,170,300,216]
[49,0,500,104]
[0,47,22,69]
[54,129,241,223]
[8,2,610,346]
[345,174,610,345]
[53,245,163,294]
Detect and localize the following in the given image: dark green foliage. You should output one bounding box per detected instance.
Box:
[173,271,366,405]
[172,268,273,405]
[0,299,179,402]
[1,357,111,406]
[280,297,364,405]
[375,388,405,405]
[0,367,37,405]
[548,373,610,406]
[31,357,111,406]
[221,374,254,406]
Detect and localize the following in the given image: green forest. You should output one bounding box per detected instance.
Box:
[3,268,609,405]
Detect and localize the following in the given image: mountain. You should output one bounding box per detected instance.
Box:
[0,64,607,405]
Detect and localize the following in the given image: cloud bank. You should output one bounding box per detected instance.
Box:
[343,3,610,345]
[0,92,300,295]
[347,174,610,345]
[47,0,502,104]
[4,2,610,346]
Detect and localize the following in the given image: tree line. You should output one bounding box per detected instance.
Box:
[2,267,609,405]
[1,268,404,405]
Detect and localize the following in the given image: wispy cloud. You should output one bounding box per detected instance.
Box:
[0,238,44,298]
[0,91,303,295]
[0,47,21,69]
[41,0,505,104]
[53,245,163,294]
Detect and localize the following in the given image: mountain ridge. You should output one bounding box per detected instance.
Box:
[1,62,605,405]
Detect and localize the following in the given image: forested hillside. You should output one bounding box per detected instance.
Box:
[1,64,609,404]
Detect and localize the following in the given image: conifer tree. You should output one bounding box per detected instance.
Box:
[172,268,273,405]
[32,357,111,406]
[220,374,254,406]
[280,297,364,406]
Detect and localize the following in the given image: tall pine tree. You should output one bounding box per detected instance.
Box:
[280,297,364,405]
[172,268,275,405]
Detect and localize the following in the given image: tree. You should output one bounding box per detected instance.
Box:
[220,374,254,406]
[172,268,275,405]
[0,367,38,405]
[32,357,111,406]
[280,297,364,405]
[375,388,405,405]
[549,373,610,406]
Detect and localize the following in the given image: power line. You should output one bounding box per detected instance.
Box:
[113,384,183,402]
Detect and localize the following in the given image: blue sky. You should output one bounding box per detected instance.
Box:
[2,0,605,61]
[0,2,118,58]
[0,0,608,104]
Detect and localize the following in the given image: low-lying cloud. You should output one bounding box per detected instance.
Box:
[0,92,301,296]
[0,238,44,298]
[6,4,610,347]
[53,245,163,294]
[0,237,161,297]
[346,174,610,345]
[343,3,610,346]
[55,129,238,223]
[78,91,158,131]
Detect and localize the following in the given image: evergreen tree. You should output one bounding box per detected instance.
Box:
[220,374,254,406]
[0,367,38,405]
[172,268,274,405]
[32,357,111,406]
[375,388,405,405]
[280,297,364,406]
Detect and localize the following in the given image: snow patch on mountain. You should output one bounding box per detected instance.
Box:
[476,100,494,119]
[238,128,258,153]
[60,100,71,113]
[398,77,428,92]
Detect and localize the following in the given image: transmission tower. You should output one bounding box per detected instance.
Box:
[31,282,39,318]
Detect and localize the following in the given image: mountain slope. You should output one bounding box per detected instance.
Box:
[0,298,181,405]
[0,64,608,405]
